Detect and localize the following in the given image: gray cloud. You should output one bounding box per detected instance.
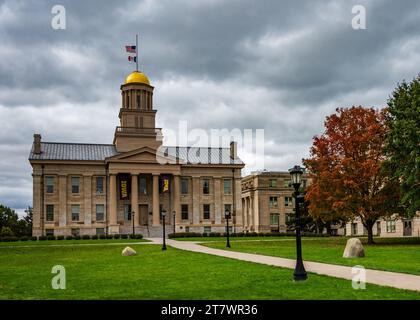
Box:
[1,0,420,212]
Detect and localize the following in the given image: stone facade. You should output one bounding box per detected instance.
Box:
[241,171,310,233]
[345,213,420,238]
[29,71,245,237]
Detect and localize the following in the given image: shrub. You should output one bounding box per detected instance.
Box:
[99,235,107,240]
[31,236,38,241]
[209,232,221,237]
[82,235,91,240]
[38,236,47,241]
[20,236,29,241]
[0,226,14,237]
[56,235,65,240]
[113,234,121,239]
[91,235,99,240]
[1,236,18,242]
[74,236,81,240]
[106,235,113,239]
[47,235,55,240]
[65,236,73,240]
[120,234,128,239]
[133,234,143,239]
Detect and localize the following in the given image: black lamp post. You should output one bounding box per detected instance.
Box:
[173,210,176,234]
[225,209,231,248]
[131,211,135,237]
[289,165,307,281]
[162,209,167,251]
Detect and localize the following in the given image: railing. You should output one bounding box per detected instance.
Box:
[115,127,162,135]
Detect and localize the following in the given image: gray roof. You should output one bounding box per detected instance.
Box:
[29,142,244,165]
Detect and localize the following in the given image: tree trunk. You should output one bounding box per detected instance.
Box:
[365,220,375,244]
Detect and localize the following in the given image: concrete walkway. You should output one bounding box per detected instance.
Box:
[146,238,420,292]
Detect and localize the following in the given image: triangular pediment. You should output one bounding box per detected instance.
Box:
[106,146,181,164]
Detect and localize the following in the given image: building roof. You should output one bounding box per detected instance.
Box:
[29,142,244,165]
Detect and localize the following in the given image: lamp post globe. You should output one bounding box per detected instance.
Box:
[289,165,307,281]
[225,209,231,248]
[161,209,167,251]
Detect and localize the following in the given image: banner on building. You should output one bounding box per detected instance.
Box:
[119,174,131,200]
[161,175,170,193]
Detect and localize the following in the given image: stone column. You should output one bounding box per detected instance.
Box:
[131,174,139,227]
[242,197,247,229]
[108,174,118,233]
[84,175,92,227]
[234,177,243,226]
[32,173,42,236]
[192,177,200,225]
[173,174,181,224]
[214,178,222,224]
[58,175,67,227]
[152,174,160,226]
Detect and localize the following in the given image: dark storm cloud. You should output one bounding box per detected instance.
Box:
[1,0,420,212]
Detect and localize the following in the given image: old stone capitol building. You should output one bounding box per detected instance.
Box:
[29,70,245,237]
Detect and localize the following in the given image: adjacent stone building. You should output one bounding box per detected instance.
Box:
[29,70,244,237]
[241,170,310,233]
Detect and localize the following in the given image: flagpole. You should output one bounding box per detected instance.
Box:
[136,34,139,72]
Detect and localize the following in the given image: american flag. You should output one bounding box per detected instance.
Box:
[125,45,136,53]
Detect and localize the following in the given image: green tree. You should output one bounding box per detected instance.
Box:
[385,76,420,217]
[0,204,19,231]
[0,226,14,237]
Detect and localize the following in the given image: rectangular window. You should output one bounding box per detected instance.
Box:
[46,176,54,193]
[352,223,358,235]
[284,180,292,188]
[269,179,277,188]
[225,226,233,233]
[124,204,132,221]
[96,177,104,194]
[140,177,147,195]
[203,204,210,220]
[96,204,104,221]
[223,179,232,195]
[204,226,211,233]
[71,177,80,194]
[71,205,80,221]
[181,204,189,220]
[46,229,54,236]
[137,94,140,109]
[270,213,279,225]
[386,220,396,233]
[284,196,293,207]
[71,228,80,237]
[46,204,54,221]
[96,228,105,235]
[181,178,189,194]
[269,196,278,208]
[202,179,210,194]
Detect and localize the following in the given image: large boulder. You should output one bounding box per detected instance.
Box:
[122,246,137,256]
[343,238,365,258]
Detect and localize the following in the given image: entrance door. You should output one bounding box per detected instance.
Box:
[139,204,149,226]
[403,220,412,236]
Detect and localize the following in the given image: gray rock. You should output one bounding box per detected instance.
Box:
[122,246,137,256]
[343,238,365,258]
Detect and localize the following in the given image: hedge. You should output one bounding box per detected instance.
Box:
[0,233,144,243]
[168,232,330,239]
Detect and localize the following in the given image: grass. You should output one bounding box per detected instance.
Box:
[202,237,420,275]
[0,242,419,299]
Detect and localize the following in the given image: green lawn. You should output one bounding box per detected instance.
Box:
[0,242,419,299]
[202,237,420,275]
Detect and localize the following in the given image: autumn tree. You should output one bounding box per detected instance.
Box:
[304,106,400,244]
[385,76,420,217]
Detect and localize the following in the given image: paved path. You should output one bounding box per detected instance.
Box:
[146,238,420,292]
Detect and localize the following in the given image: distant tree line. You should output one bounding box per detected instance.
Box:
[0,205,32,237]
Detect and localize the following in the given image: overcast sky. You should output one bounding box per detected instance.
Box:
[1,0,420,214]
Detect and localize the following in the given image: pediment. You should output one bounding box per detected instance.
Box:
[106,146,180,164]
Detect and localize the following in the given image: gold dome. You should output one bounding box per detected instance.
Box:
[124,71,150,85]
